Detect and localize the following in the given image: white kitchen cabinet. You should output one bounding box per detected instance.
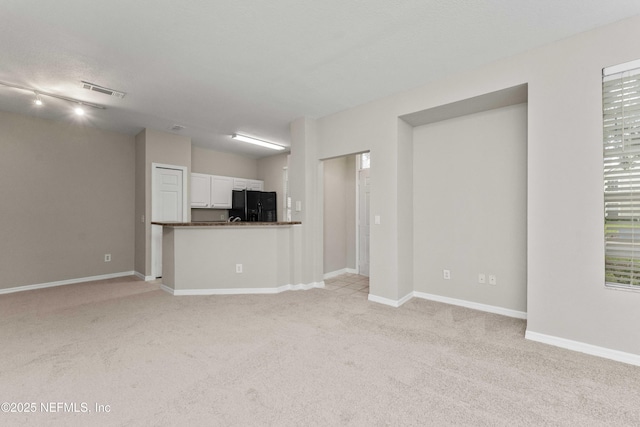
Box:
[191,173,211,208]
[247,179,264,191]
[210,175,233,208]
[233,178,247,190]
[191,174,263,209]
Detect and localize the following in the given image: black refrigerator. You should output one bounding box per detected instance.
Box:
[230,190,277,222]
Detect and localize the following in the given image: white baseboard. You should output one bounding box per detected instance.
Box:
[161,281,325,296]
[525,331,640,367]
[413,292,527,319]
[367,290,527,319]
[323,268,358,279]
[0,271,137,295]
[134,271,156,281]
[367,292,412,308]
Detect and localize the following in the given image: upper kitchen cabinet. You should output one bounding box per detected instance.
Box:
[210,175,233,208]
[191,173,212,208]
[247,179,264,191]
[191,173,264,209]
[233,178,247,190]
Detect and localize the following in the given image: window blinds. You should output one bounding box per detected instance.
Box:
[603,62,640,288]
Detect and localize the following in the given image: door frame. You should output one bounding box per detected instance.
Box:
[355,158,360,275]
[151,163,188,278]
[355,152,371,276]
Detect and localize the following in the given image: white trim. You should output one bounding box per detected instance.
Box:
[367,292,412,308]
[355,156,360,276]
[0,271,136,295]
[397,292,413,307]
[161,281,325,296]
[367,290,527,319]
[413,292,527,319]
[603,58,640,77]
[323,268,358,279]
[525,331,640,367]
[134,271,156,281]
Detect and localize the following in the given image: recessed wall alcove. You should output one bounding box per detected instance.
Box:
[399,84,529,316]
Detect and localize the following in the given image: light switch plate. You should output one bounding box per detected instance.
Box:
[295,201,302,212]
[374,215,381,225]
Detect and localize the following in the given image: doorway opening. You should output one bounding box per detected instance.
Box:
[321,152,370,293]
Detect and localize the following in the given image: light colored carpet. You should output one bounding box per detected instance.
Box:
[1,276,639,426]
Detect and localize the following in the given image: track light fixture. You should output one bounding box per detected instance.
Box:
[0,80,105,112]
[33,92,43,106]
[231,133,285,151]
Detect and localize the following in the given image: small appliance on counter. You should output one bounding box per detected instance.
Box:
[229,190,277,222]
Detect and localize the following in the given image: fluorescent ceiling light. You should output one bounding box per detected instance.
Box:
[231,134,285,151]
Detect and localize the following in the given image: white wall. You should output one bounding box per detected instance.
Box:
[288,15,640,357]
[413,104,527,313]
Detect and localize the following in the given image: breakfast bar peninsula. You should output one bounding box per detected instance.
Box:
[152,221,322,295]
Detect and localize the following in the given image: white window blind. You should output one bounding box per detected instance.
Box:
[603,61,640,289]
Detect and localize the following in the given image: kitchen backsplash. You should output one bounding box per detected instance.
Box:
[191,208,229,222]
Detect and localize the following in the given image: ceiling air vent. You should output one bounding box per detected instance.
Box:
[81,81,126,98]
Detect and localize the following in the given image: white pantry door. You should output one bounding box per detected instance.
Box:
[358,168,370,277]
[152,166,185,278]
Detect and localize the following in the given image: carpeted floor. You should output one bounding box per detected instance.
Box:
[1,276,639,426]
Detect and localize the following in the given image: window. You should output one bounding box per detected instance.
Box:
[603,59,640,289]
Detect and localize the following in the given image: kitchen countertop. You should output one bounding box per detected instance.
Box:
[152,221,301,227]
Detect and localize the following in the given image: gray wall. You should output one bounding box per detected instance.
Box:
[0,110,135,289]
[322,156,357,274]
[257,153,289,221]
[287,15,640,356]
[192,145,258,178]
[413,104,527,312]
[135,128,191,277]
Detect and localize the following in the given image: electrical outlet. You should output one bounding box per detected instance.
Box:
[104,254,111,262]
[141,215,145,223]
[478,273,486,284]
[220,214,225,220]
[489,275,497,285]
[236,264,243,273]
[443,269,451,280]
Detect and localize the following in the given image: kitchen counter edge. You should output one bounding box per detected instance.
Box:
[152,221,301,227]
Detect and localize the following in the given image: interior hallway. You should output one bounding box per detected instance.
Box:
[323,273,369,296]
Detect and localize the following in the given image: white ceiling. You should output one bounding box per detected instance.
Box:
[2,1,640,158]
